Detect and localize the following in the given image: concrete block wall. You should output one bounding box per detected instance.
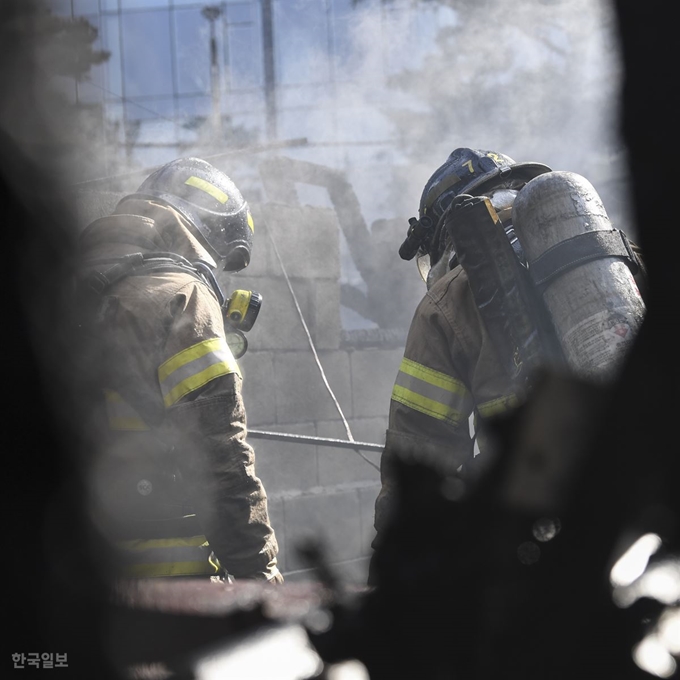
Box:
[228,202,405,584]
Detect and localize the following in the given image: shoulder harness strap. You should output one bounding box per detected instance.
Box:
[81,252,225,305]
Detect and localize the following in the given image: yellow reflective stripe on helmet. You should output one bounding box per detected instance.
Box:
[158,337,240,407]
[476,393,520,418]
[115,535,219,578]
[104,389,149,431]
[247,209,254,232]
[391,358,472,426]
[184,175,229,204]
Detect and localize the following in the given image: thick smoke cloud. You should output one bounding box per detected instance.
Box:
[0,0,630,395]
[6,0,629,298]
[311,0,628,233]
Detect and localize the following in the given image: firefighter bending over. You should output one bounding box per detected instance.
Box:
[79,157,282,583]
[369,148,646,585]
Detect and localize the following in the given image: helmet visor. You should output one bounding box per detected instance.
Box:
[416,253,431,283]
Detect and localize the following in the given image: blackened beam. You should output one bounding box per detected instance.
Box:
[248,429,383,452]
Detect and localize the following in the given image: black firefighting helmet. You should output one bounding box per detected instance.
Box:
[124,157,254,271]
[400,148,551,266]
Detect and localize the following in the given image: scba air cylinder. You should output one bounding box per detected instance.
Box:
[512,171,645,382]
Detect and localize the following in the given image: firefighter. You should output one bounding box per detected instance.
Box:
[369,148,646,585]
[78,157,282,583]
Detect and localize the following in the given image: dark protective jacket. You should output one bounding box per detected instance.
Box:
[373,243,648,542]
[373,263,523,539]
[79,199,280,581]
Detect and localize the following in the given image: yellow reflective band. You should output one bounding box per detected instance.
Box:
[158,338,227,380]
[184,175,229,204]
[392,384,465,426]
[115,535,218,577]
[477,394,520,418]
[116,535,209,551]
[399,357,467,395]
[122,560,218,578]
[163,362,235,407]
[247,209,254,232]
[158,338,241,407]
[104,389,149,431]
[392,358,472,426]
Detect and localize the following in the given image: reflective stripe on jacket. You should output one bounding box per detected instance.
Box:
[104,390,222,578]
[159,337,241,407]
[81,206,279,581]
[115,535,220,578]
[391,357,473,427]
[388,265,523,438]
[375,265,527,537]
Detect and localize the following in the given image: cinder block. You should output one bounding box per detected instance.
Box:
[260,203,341,280]
[316,419,384,487]
[350,348,404,418]
[310,279,341,350]
[239,351,276,426]
[237,275,313,352]
[251,421,318,496]
[282,490,363,571]
[359,483,381,554]
[274,350,352,424]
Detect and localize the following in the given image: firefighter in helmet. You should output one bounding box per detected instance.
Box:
[369,148,646,586]
[369,148,556,586]
[79,157,282,583]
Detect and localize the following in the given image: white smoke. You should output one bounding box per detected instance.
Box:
[251,0,630,327]
[286,0,627,230]
[16,0,630,290]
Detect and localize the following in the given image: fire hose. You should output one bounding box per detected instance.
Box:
[248,429,383,452]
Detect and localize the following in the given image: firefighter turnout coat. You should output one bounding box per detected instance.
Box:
[373,263,523,539]
[79,199,280,581]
